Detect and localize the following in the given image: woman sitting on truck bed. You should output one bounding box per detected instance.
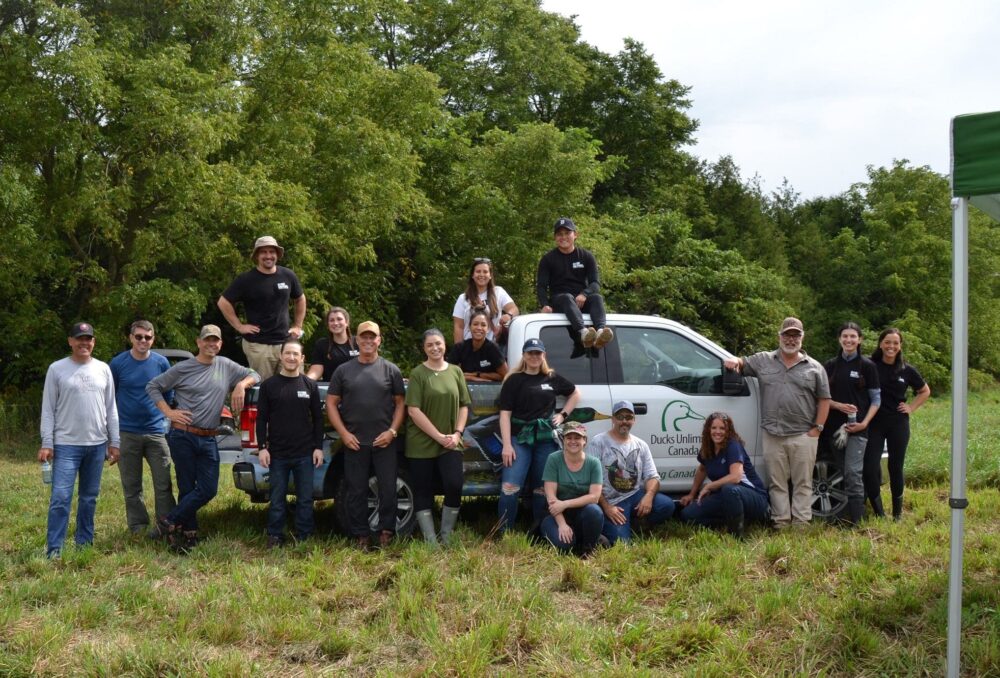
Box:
[497,338,581,534]
[453,258,518,346]
[447,309,507,383]
[678,412,769,538]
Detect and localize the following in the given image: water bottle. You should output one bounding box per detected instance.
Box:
[41,460,53,484]
[847,412,857,425]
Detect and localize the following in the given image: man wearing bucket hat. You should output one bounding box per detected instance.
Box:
[218,235,306,380]
[724,317,830,528]
[592,400,676,544]
[146,324,259,552]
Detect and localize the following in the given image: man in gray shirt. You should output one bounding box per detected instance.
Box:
[146,324,258,552]
[38,322,120,559]
[725,317,831,527]
[326,321,405,549]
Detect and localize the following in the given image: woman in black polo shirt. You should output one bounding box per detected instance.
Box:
[306,307,358,381]
[863,327,931,520]
[447,309,507,382]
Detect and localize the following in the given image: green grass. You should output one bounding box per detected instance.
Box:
[2,391,998,676]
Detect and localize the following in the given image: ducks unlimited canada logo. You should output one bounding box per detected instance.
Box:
[649,400,705,456]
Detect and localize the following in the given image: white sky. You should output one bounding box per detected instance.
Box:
[542,0,1000,199]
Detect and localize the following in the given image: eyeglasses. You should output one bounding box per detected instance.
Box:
[473,257,492,264]
[614,414,635,422]
[133,334,154,341]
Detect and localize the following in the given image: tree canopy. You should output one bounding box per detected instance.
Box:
[1,0,996,392]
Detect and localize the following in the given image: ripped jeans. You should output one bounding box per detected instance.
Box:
[498,437,559,533]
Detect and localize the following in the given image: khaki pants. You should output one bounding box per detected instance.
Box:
[241,341,282,380]
[763,431,818,526]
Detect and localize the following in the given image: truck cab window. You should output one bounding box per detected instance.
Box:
[538,327,595,385]
[614,327,723,394]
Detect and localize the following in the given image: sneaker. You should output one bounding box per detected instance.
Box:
[46,548,62,560]
[594,327,614,348]
[355,535,371,551]
[580,327,597,348]
[157,517,182,549]
[267,535,284,550]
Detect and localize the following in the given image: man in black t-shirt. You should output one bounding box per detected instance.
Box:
[256,340,324,547]
[218,236,306,380]
[326,321,406,549]
[536,217,614,349]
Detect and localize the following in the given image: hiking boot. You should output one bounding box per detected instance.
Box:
[178,530,199,554]
[378,530,393,548]
[580,327,597,348]
[267,535,284,550]
[355,535,372,551]
[594,327,614,348]
[157,517,182,549]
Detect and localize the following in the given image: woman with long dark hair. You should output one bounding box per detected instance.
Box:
[678,412,769,538]
[452,258,518,345]
[405,329,471,545]
[822,322,881,526]
[497,338,581,533]
[447,309,508,382]
[306,307,358,381]
[864,328,931,520]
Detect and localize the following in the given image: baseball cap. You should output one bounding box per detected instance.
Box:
[562,421,588,438]
[780,317,804,335]
[612,400,635,415]
[70,322,95,338]
[553,217,577,233]
[252,235,285,259]
[199,324,223,339]
[356,321,380,337]
[522,338,546,353]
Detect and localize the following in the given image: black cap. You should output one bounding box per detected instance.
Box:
[70,322,95,338]
[553,217,576,233]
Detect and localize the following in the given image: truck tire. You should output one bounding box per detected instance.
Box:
[335,468,416,538]
[812,454,848,522]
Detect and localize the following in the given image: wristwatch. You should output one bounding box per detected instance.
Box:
[813,424,824,432]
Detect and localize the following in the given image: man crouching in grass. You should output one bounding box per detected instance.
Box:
[256,340,324,548]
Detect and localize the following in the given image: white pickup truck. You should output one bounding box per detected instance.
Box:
[228,313,861,534]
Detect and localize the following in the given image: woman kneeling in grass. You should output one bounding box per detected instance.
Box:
[540,421,604,558]
[678,412,769,538]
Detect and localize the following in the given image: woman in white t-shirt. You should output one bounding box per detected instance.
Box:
[452,257,518,344]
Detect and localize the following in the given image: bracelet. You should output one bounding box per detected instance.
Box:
[389,428,397,438]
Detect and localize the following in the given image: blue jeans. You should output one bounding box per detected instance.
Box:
[267,455,315,540]
[541,504,604,553]
[166,429,219,531]
[46,444,106,556]
[681,484,770,529]
[601,491,676,544]
[498,438,559,532]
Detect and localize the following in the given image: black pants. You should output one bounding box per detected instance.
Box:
[409,450,463,512]
[551,292,607,334]
[863,415,910,500]
[343,444,398,536]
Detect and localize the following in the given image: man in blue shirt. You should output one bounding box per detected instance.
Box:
[109,320,175,537]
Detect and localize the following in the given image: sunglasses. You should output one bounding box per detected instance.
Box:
[710,412,729,421]
[614,414,635,422]
[473,257,492,264]
[133,334,154,341]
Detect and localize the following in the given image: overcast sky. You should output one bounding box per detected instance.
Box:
[542,0,999,200]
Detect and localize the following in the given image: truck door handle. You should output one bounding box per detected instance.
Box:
[632,403,648,415]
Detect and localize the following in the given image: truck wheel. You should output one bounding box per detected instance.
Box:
[335,469,416,538]
[812,455,848,522]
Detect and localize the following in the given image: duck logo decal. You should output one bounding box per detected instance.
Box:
[661,400,705,432]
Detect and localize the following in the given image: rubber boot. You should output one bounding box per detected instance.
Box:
[844,497,865,527]
[724,509,746,540]
[869,495,886,519]
[439,506,460,545]
[416,510,438,545]
[892,495,903,521]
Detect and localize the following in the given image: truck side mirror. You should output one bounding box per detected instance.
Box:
[722,366,747,396]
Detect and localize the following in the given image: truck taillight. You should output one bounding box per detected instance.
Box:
[240,404,258,449]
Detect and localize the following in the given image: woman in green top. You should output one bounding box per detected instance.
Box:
[540,421,604,558]
[406,329,471,545]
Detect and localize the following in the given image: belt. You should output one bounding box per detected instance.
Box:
[171,422,219,437]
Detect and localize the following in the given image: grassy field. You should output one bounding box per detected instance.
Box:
[1,392,998,676]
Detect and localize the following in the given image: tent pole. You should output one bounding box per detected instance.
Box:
[946,197,969,678]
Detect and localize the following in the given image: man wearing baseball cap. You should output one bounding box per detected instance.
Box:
[592,400,675,544]
[536,217,614,350]
[724,317,831,527]
[218,235,306,380]
[146,324,259,552]
[326,321,406,549]
[39,322,120,559]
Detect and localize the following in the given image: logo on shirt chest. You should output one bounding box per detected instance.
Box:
[276,282,289,291]
[540,384,553,391]
[571,261,584,269]
[898,377,906,383]
[349,350,360,357]
[849,370,860,379]
[297,390,309,398]
[479,359,491,368]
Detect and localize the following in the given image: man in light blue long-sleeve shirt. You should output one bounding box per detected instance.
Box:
[38,322,120,559]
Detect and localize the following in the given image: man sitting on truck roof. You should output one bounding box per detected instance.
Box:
[536,217,614,350]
